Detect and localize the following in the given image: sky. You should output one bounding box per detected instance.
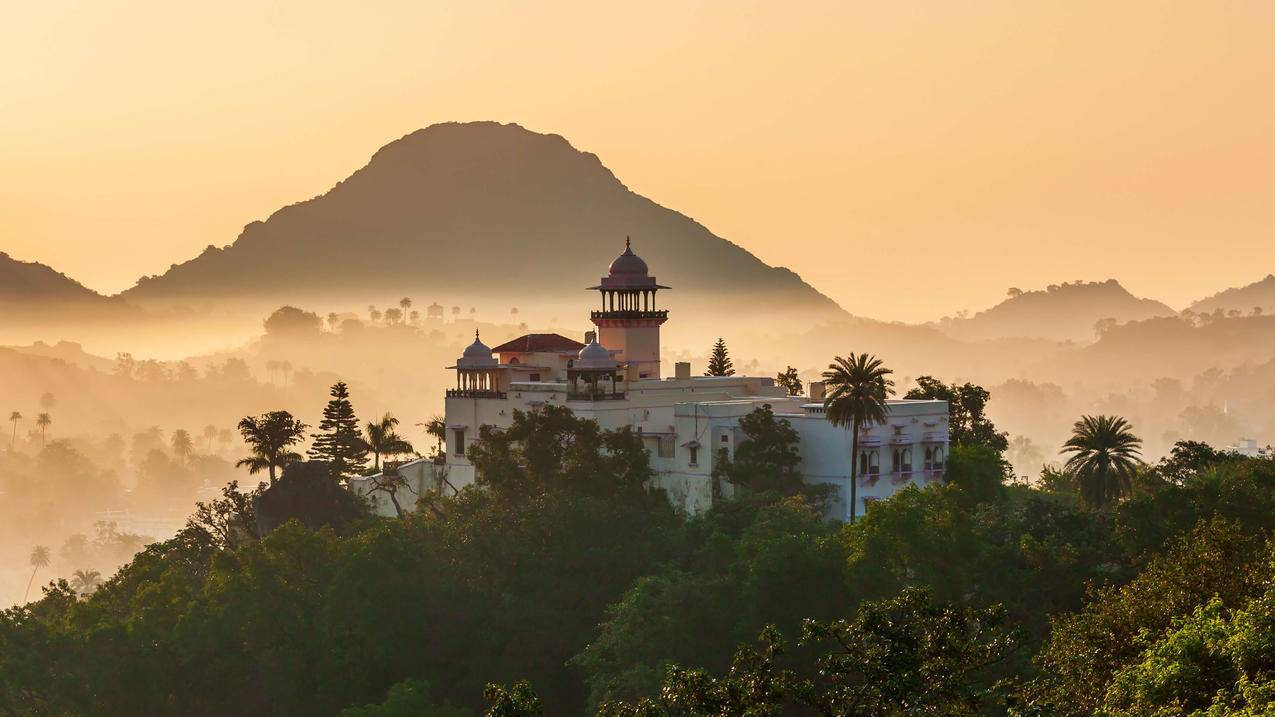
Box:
[2,1,1273,322]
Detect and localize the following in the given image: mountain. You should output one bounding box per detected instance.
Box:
[121,122,844,331]
[1189,274,1275,317]
[0,252,137,318]
[934,279,1176,343]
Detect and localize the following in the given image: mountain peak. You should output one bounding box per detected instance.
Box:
[120,122,843,328]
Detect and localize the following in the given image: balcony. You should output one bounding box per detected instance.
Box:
[445,389,507,399]
[925,469,946,482]
[857,469,881,487]
[890,470,914,485]
[857,435,882,447]
[590,310,669,320]
[923,431,948,443]
[889,434,913,445]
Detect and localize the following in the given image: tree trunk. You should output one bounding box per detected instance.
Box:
[23,566,37,603]
[849,417,860,524]
[268,463,277,483]
[9,421,15,450]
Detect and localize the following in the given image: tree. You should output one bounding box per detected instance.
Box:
[171,429,194,466]
[384,308,403,325]
[904,376,1008,452]
[308,382,370,479]
[705,338,734,376]
[327,312,340,331]
[483,680,541,717]
[715,405,804,495]
[203,424,218,451]
[24,545,51,603]
[69,568,102,596]
[399,297,412,318]
[264,305,322,338]
[775,366,802,396]
[365,413,414,471]
[822,353,894,523]
[36,412,52,446]
[597,587,1021,717]
[8,410,20,450]
[422,415,446,459]
[237,410,309,482]
[1061,415,1143,509]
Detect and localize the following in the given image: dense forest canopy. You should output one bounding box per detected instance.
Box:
[3,388,1275,716]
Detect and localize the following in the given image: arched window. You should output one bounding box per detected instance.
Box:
[860,449,880,476]
[898,448,912,472]
[933,447,945,469]
[509,357,520,365]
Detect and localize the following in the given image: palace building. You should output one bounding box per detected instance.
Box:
[352,240,949,521]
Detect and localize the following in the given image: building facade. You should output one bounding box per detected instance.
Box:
[354,241,949,522]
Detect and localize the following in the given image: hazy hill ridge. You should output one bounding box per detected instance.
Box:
[119,121,844,322]
[935,279,1176,343]
[1190,274,1275,316]
[0,251,112,303]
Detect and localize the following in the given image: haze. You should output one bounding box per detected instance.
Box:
[2,1,1272,321]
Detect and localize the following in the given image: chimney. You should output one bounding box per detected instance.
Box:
[584,330,596,344]
[808,381,826,401]
[675,361,691,380]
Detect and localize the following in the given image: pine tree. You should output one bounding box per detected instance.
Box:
[308,382,369,479]
[705,338,735,376]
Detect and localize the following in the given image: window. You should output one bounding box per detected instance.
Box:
[721,434,730,443]
[689,446,699,466]
[658,436,675,458]
[925,446,945,470]
[452,429,466,457]
[859,449,879,476]
[893,448,912,473]
[529,373,541,382]
[509,357,520,364]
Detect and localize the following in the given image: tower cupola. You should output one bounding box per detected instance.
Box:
[587,237,669,379]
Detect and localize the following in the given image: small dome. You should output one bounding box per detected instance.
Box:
[457,331,497,367]
[575,339,617,370]
[608,237,649,277]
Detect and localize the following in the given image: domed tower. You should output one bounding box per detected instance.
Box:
[588,238,669,379]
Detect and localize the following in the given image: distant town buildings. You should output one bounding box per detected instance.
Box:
[352,241,949,521]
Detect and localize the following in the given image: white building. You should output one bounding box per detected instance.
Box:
[354,240,949,522]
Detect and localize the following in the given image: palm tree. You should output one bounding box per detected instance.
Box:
[1061,415,1143,509]
[24,546,51,602]
[70,568,102,596]
[8,411,21,451]
[236,411,309,482]
[421,415,446,459]
[171,429,194,466]
[35,413,52,446]
[365,413,413,471]
[822,353,895,524]
[399,297,413,317]
[203,424,218,451]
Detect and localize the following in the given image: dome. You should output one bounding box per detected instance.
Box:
[457,331,497,367]
[575,339,617,370]
[607,237,649,277]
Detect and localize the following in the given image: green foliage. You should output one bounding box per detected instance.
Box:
[1031,519,1273,716]
[483,681,543,717]
[308,382,370,479]
[904,376,1009,451]
[466,405,656,503]
[713,405,805,496]
[340,679,471,717]
[944,442,1011,505]
[822,353,894,523]
[597,587,1022,717]
[1061,414,1144,509]
[704,338,734,377]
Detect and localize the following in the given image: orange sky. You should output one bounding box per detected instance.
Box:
[2,1,1273,321]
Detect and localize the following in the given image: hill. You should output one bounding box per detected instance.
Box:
[120,122,844,331]
[1189,274,1275,317]
[934,279,1176,343]
[0,252,139,326]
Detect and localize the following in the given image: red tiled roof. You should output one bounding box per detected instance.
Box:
[490,333,585,354]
